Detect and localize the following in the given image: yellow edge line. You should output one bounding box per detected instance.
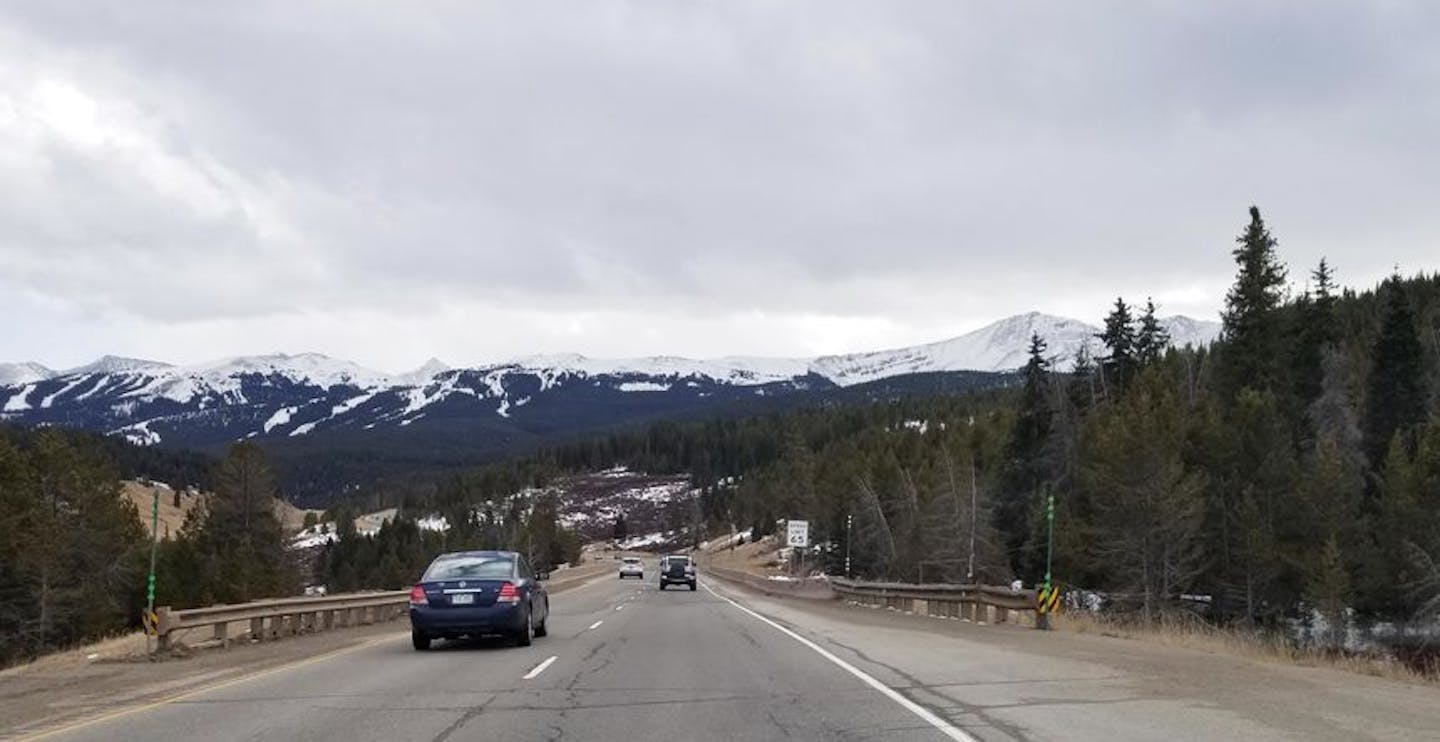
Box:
[17,631,408,741]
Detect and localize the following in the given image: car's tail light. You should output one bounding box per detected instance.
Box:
[409,584,428,606]
[497,582,520,604]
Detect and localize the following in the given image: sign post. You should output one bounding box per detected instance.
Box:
[786,520,809,577]
[145,486,161,649]
[844,514,853,578]
[1038,489,1055,630]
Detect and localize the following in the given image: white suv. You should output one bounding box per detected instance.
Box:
[618,557,644,579]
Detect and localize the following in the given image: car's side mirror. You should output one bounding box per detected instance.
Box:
[536,571,549,581]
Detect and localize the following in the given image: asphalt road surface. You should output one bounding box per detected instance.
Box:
[24,560,1440,742]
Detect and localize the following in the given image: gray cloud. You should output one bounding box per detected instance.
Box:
[1,1,1437,371]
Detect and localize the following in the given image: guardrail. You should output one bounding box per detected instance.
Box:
[829,578,1038,626]
[155,591,409,651]
[702,562,1040,627]
[703,565,838,599]
[153,561,612,652]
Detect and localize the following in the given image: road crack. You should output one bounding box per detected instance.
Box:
[824,636,1032,741]
[429,692,496,742]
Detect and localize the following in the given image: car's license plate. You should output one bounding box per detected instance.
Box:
[451,593,475,605]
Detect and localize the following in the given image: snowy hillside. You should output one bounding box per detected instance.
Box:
[811,312,1099,386]
[0,362,52,386]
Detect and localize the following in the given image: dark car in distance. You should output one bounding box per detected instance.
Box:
[408,550,549,650]
[658,554,696,591]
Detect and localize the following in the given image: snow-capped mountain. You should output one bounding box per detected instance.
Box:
[811,312,1097,386]
[0,362,53,387]
[396,358,451,386]
[0,312,1219,449]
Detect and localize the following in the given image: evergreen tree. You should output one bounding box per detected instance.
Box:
[1096,298,1138,394]
[997,334,1053,573]
[194,442,297,603]
[1307,537,1351,649]
[0,430,146,664]
[1069,342,1098,413]
[1363,277,1428,468]
[1134,298,1171,367]
[1293,259,1340,413]
[1218,206,1289,398]
[1202,389,1297,623]
[1080,363,1205,624]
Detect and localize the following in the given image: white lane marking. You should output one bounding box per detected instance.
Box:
[702,582,977,742]
[522,655,558,680]
[615,605,624,611]
[587,620,604,631]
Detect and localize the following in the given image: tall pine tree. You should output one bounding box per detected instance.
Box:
[1135,298,1171,367]
[1097,298,1137,395]
[1218,206,1289,398]
[1294,259,1339,408]
[997,333,1054,577]
[1363,276,1428,468]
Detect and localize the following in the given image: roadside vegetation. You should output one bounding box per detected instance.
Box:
[448,207,1440,666]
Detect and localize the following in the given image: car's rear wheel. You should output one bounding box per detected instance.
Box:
[689,583,697,591]
[534,604,548,638]
[515,606,534,647]
[412,630,431,651]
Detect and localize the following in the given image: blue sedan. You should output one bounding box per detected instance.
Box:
[408,551,550,650]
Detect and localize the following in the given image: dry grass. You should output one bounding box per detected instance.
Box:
[121,480,319,538]
[1053,611,1435,685]
[703,534,786,575]
[0,630,153,675]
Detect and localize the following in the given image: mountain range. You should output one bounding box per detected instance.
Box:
[0,312,1217,499]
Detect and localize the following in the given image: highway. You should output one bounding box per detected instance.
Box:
[23,559,1440,742]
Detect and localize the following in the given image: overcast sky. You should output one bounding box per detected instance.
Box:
[1,2,1437,373]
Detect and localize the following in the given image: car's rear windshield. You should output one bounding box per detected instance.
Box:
[623,558,641,564]
[423,556,514,581]
[668,556,690,566]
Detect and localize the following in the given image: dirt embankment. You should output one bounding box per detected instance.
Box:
[121,480,319,539]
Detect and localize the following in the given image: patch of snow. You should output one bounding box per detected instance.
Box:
[289,421,318,437]
[496,398,511,418]
[416,514,450,532]
[617,381,671,392]
[3,384,34,411]
[113,420,161,446]
[328,392,376,418]
[263,406,298,433]
[617,531,669,549]
[901,419,930,435]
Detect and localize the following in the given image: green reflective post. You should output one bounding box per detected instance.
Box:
[147,487,160,613]
[1039,489,1055,631]
[1044,490,1055,592]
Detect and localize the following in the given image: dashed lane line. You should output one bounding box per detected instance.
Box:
[522,655,558,680]
[587,620,604,631]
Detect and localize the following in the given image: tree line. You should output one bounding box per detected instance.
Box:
[450,207,1439,639]
[0,431,303,665]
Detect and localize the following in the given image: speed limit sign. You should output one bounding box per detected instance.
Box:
[786,520,809,548]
